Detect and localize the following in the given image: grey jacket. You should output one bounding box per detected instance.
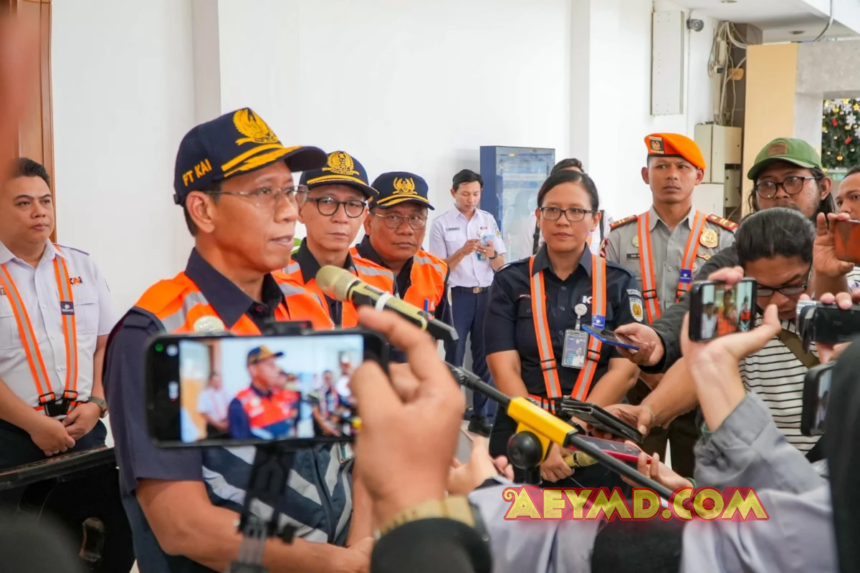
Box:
[470,393,836,573]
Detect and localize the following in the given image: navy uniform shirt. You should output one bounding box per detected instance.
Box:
[484,244,642,398]
[355,235,454,327]
[103,250,295,573]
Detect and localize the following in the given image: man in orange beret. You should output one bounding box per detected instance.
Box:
[600,132,736,477]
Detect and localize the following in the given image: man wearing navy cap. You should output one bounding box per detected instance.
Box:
[104,109,370,572]
[284,151,395,328]
[351,171,452,329]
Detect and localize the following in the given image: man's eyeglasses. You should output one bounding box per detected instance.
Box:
[539,206,595,222]
[372,212,427,230]
[756,282,809,297]
[305,196,367,218]
[753,176,818,199]
[210,185,309,210]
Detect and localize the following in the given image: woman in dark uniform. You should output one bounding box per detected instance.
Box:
[484,170,642,484]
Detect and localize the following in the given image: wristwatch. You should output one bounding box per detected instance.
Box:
[488,253,498,260]
[87,396,108,418]
[376,496,486,539]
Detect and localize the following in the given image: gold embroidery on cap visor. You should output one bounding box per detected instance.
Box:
[375,194,431,208]
[323,152,360,176]
[223,146,301,178]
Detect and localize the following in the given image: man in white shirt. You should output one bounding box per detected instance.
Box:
[0,158,116,470]
[196,371,229,436]
[428,169,506,435]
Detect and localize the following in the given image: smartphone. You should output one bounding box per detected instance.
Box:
[582,325,640,351]
[833,219,860,264]
[145,330,388,447]
[560,400,644,444]
[801,363,833,437]
[688,278,757,342]
[566,435,643,464]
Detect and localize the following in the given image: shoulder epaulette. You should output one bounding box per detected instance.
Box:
[54,243,90,256]
[609,215,639,230]
[706,214,738,232]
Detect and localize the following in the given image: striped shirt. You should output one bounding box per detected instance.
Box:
[848,265,860,291]
[739,317,820,453]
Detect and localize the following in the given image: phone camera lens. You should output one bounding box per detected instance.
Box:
[166,345,178,357]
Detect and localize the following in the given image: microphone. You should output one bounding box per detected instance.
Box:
[316,266,459,343]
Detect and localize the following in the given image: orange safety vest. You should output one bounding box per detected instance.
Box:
[133,271,334,335]
[0,248,82,413]
[637,209,707,323]
[283,256,395,328]
[350,247,447,313]
[529,254,606,404]
[234,386,298,437]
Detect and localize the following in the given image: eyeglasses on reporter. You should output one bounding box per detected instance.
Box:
[539,206,596,222]
[372,212,427,230]
[753,176,819,199]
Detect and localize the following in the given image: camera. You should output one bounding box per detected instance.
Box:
[796,300,860,351]
[686,18,704,32]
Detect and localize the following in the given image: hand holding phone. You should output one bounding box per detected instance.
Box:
[560,399,644,443]
[582,325,641,351]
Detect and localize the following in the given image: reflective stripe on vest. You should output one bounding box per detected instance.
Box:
[529,254,606,402]
[637,210,706,323]
[283,257,394,328]
[0,250,80,411]
[349,247,447,313]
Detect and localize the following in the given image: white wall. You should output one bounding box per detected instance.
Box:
[50,0,718,306]
[216,0,572,238]
[52,0,197,313]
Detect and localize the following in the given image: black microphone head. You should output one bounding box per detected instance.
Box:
[316,265,358,301]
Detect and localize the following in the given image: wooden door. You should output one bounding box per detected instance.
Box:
[2,0,55,238]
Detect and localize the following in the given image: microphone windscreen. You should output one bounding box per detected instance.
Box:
[316,265,357,301]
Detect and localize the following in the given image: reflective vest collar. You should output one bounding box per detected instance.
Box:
[292,238,361,284]
[185,248,284,329]
[528,253,606,402]
[530,243,594,279]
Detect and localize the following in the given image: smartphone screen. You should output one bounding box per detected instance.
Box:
[145,331,386,447]
[802,363,833,436]
[833,219,860,264]
[689,278,756,341]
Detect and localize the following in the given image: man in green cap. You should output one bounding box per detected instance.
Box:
[604,137,853,449]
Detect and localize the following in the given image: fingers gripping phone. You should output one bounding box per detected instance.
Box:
[688,278,757,342]
[145,330,388,447]
[582,325,640,351]
[560,400,644,444]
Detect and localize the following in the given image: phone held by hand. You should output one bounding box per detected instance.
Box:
[582,325,641,351]
[801,363,833,437]
[560,399,644,444]
[567,435,643,464]
[833,218,860,264]
[688,278,757,342]
[145,329,388,447]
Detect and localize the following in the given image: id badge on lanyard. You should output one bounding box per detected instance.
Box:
[561,303,590,368]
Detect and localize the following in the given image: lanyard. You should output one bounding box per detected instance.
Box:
[529,254,606,403]
[0,250,80,413]
[636,210,706,323]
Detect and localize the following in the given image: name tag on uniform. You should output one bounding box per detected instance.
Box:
[60,301,75,316]
[446,227,461,231]
[679,270,693,284]
[562,329,589,368]
[626,253,640,260]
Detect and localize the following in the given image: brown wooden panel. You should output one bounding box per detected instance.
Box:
[9,0,54,239]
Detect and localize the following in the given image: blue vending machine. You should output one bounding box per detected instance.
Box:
[480,146,555,263]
